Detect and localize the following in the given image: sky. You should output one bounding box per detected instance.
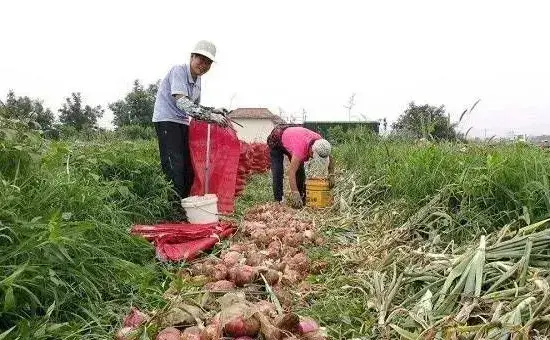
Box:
[1,0,549,138]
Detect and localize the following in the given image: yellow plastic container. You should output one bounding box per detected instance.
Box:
[305,178,332,208]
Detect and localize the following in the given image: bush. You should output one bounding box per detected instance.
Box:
[0,123,171,339]
[0,117,45,180]
[115,125,156,140]
[334,128,550,239]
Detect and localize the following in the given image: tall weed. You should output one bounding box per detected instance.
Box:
[334,129,550,240]
[0,122,171,338]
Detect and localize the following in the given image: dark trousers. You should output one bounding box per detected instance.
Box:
[270,146,306,202]
[154,121,194,199]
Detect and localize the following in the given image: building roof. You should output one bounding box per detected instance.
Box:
[229,108,284,123]
[304,120,380,125]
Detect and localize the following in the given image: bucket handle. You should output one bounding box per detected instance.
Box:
[189,203,233,218]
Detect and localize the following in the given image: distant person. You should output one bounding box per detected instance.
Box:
[152,40,232,203]
[267,125,334,208]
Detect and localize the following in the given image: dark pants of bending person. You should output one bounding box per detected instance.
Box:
[154,121,194,199]
[270,146,306,203]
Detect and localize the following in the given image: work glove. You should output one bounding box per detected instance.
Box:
[213,108,236,131]
[212,107,229,116]
[209,108,235,129]
[288,191,303,209]
[209,112,229,127]
[212,108,236,131]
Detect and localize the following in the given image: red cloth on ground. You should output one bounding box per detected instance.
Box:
[131,222,236,262]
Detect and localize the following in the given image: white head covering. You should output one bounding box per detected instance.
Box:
[312,139,331,158]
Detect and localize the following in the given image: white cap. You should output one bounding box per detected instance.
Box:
[312,139,331,158]
[191,40,216,62]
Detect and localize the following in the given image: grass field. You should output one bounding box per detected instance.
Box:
[296,128,550,338]
[1,121,549,338]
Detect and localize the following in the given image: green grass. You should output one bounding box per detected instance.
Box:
[334,130,550,240]
[296,245,377,338]
[3,121,550,339]
[0,121,274,339]
[1,123,173,339]
[234,173,272,216]
[295,129,550,338]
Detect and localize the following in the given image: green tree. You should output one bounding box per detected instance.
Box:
[109,79,159,127]
[0,90,55,129]
[58,92,104,131]
[392,102,457,140]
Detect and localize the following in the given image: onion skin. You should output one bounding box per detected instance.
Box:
[180,326,205,340]
[123,307,148,328]
[245,251,265,266]
[223,315,261,337]
[201,324,220,340]
[303,229,315,239]
[204,280,235,292]
[254,300,277,317]
[222,251,242,267]
[300,330,327,340]
[275,313,300,332]
[264,269,281,285]
[156,327,181,340]
[228,265,257,286]
[210,263,228,281]
[229,244,247,252]
[115,327,139,340]
[297,317,320,334]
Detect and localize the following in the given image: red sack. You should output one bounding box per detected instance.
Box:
[188,121,242,214]
[188,120,272,210]
[231,140,271,200]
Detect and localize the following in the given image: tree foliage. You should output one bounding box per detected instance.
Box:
[58,92,104,131]
[392,102,457,140]
[0,90,55,129]
[109,79,159,128]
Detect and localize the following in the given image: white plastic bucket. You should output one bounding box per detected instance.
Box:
[181,194,219,224]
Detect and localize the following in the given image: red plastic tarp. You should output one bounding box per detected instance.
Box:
[131,222,236,262]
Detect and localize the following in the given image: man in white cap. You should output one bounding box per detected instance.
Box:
[267,125,334,209]
[152,40,231,204]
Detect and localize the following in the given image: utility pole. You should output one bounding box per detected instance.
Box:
[344,93,356,122]
[302,108,307,123]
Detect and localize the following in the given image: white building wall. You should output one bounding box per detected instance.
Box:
[232,118,275,143]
